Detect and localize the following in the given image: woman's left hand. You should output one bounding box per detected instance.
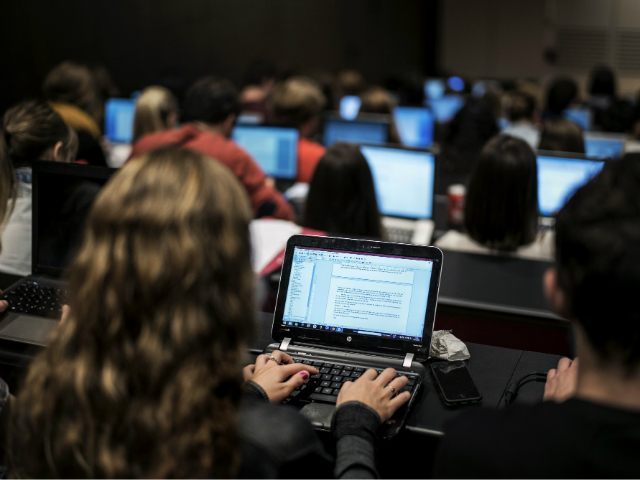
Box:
[244,350,319,403]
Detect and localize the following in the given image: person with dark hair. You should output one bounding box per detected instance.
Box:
[436,135,552,260]
[304,143,383,239]
[544,76,579,117]
[438,97,500,192]
[434,153,640,478]
[587,65,634,133]
[130,76,294,220]
[539,117,586,154]
[270,76,327,183]
[8,147,410,477]
[43,61,107,166]
[0,100,78,275]
[502,90,540,148]
[358,86,401,144]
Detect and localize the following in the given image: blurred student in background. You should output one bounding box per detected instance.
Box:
[539,118,586,154]
[358,86,401,144]
[0,101,78,275]
[304,143,383,239]
[436,135,553,261]
[43,61,107,167]
[270,77,326,183]
[544,76,579,119]
[132,86,179,143]
[502,90,540,149]
[130,76,293,220]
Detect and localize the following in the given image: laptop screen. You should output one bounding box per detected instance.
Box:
[33,162,116,276]
[537,154,604,217]
[585,134,625,159]
[281,246,434,342]
[232,126,299,179]
[105,98,136,144]
[563,107,592,131]
[424,79,445,101]
[393,107,435,148]
[323,118,389,147]
[360,145,435,219]
[427,95,464,123]
[339,95,362,120]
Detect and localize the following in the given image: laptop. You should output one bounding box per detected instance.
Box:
[339,95,362,120]
[0,161,116,346]
[323,116,389,147]
[104,98,136,144]
[232,125,299,182]
[360,144,436,245]
[427,94,464,123]
[563,107,592,131]
[265,234,443,437]
[424,78,446,101]
[537,152,604,224]
[393,106,435,148]
[585,132,627,159]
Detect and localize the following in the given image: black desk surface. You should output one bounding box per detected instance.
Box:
[253,312,561,436]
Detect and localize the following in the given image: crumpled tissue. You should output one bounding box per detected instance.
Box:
[430,330,470,361]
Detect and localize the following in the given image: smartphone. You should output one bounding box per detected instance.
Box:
[430,361,482,406]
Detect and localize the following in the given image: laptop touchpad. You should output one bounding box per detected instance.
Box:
[300,403,335,431]
[0,315,58,346]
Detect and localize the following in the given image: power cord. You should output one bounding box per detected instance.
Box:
[502,372,547,406]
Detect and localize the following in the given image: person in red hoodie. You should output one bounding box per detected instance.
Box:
[130,77,293,220]
[270,77,326,183]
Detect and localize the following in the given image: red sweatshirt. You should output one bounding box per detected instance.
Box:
[129,124,294,220]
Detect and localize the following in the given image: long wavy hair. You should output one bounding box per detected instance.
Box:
[9,147,255,478]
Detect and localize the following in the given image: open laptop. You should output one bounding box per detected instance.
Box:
[265,234,443,437]
[537,152,604,225]
[585,132,627,159]
[323,116,389,147]
[0,161,116,346]
[427,94,464,123]
[360,144,436,245]
[104,98,136,144]
[393,106,435,148]
[339,95,362,120]
[424,78,445,101]
[232,125,299,183]
[563,107,592,131]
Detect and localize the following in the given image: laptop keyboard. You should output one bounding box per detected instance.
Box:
[2,280,66,319]
[386,226,414,244]
[285,356,419,405]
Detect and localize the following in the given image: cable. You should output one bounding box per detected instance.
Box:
[502,371,547,406]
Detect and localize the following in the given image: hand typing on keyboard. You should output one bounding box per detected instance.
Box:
[243,350,319,403]
[336,368,411,422]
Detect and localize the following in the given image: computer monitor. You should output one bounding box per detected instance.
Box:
[447,76,465,93]
[563,107,592,131]
[232,125,299,179]
[360,145,435,219]
[424,79,445,101]
[104,98,136,144]
[323,118,389,147]
[428,95,464,123]
[537,153,604,217]
[393,107,435,148]
[585,133,626,159]
[339,95,362,120]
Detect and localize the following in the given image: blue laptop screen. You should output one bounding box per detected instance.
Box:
[585,136,625,159]
[233,126,299,179]
[105,98,136,144]
[361,145,435,219]
[339,95,362,120]
[393,107,435,148]
[428,95,464,123]
[424,79,445,101]
[323,119,388,147]
[563,107,592,131]
[281,246,433,341]
[537,155,604,216]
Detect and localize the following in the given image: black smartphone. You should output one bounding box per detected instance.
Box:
[430,360,482,406]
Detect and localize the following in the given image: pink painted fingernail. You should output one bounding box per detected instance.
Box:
[299,371,309,379]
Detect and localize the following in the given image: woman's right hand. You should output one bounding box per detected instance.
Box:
[336,368,411,422]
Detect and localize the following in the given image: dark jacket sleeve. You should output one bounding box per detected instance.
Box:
[332,402,381,479]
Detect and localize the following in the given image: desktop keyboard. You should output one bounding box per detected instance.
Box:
[285,356,419,405]
[386,226,414,244]
[2,280,66,318]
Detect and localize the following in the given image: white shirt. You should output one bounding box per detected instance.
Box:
[503,121,540,150]
[0,173,32,276]
[435,229,554,262]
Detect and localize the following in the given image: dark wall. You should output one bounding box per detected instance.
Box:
[1,0,438,112]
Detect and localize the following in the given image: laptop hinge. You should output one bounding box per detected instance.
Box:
[279,337,292,351]
[403,352,414,368]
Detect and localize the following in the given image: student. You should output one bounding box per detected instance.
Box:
[43,61,107,166]
[434,154,640,478]
[502,90,540,149]
[539,117,586,154]
[8,147,410,478]
[543,76,579,118]
[132,86,179,143]
[0,100,78,275]
[358,86,401,145]
[270,76,327,183]
[436,135,552,261]
[303,143,383,239]
[129,76,294,220]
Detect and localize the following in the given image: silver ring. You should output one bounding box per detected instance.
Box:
[267,354,282,365]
